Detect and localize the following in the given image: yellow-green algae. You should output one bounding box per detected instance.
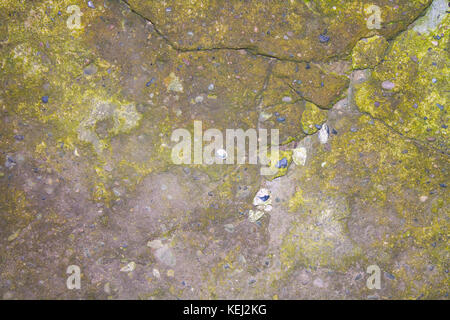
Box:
[354,14,449,151]
[300,101,328,135]
[352,35,389,70]
[279,112,448,298]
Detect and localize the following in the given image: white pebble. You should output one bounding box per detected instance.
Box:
[292,147,307,166]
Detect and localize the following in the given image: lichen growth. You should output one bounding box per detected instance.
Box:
[352,35,389,69]
[300,101,328,135]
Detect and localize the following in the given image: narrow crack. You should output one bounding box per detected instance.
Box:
[121,0,445,156]
[120,0,342,64]
[120,0,433,67]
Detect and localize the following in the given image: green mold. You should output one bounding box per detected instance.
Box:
[300,101,328,135]
[352,35,389,70]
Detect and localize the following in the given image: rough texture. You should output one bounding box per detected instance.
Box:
[0,0,448,300]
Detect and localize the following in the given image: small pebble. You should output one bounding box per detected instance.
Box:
[87,1,95,9]
[292,147,307,166]
[84,64,97,75]
[42,96,49,103]
[318,123,329,144]
[436,103,444,111]
[319,34,330,43]
[120,261,136,272]
[14,135,24,141]
[146,77,156,87]
[385,273,395,280]
[381,80,395,90]
[208,83,214,91]
[275,157,288,169]
[215,148,227,160]
[224,224,235,233]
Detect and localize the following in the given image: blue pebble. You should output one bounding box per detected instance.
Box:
[413,103,418,109]
[385,273,396,280]
[321,81,324,87]
[314,124,322,130]
[146,77,156,87]
[306,63,311,70]
[42,96,49,103]
[166,7,172,12]
[276,157,288,169]
[319,34,330,43]
[332,128,338,135]
[440,183,447,188]
[442,125,448,129]
[87,1,95,9]
[432,78,437,83]
[258,195,270,202]
[14,135,24,141]
[350,127,358,132]
[276,117,286,123]
[436,103,444,111]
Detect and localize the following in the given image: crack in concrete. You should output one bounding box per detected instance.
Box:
[120,0,444,156]
[120,0,337,64]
